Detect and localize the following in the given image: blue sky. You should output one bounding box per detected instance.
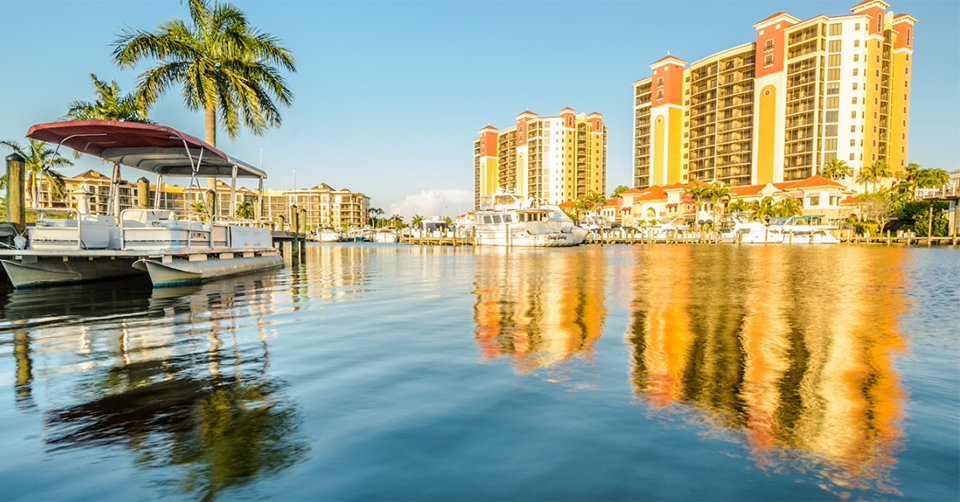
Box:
[1,0,957,218]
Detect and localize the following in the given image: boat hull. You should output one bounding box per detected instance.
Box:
[134,253,283,287]
[0,255,144,288]
[475,229,586,247]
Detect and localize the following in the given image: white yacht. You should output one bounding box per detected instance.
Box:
[474,191,587,247]
[718,216,784,244]
[0,120,282,288]
[767,216,840,244]
[373,229,398,243]
[316,228,342,243]
[646,217,690,241]
[579,213,612,238]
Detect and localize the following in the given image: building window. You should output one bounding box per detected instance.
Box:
[855,23,861,30]
[829,23,842,36]
[850,153,856,160]
[657,90,663,99]
[875,97,879,105]
[853,68,859,76]
[851,125,857,132]
[854,39,860,48]
[906,67,909,75]
[657,77,664,86]
[764,54,774,65]
[828,40,842,53]
[851,111,857,119]
[765,38,774,49]
[853,54,859,62]
[876,54,881,63]
[853,82,858,90]
[850,139,856,146]
[877,16,882,32]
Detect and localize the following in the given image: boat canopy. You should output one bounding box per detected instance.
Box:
[26,120,265,179]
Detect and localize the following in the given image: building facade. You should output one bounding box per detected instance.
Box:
[473,108,608,209]
[35,170,369,230]
[632,0,915,191]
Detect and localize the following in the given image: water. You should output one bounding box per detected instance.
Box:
[0,244,957,501]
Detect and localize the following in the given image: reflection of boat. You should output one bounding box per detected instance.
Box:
[372,229,398,243]
[316,228,342,243]
[474,191,587,247]
[1,120,282,288]
[718,216,783,243]
[768,216,840,244]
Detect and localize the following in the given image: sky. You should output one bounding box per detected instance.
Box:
[1,0,957,220]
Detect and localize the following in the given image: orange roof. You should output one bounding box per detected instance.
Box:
[72,169,110,179]
[732,184,766,196]
[621,187,644,195]
[650,54,686,66]
[634,186,668,201]
[851,0,889,12]
[840,196,863,205]
[756,11,788,24]
[558,201,574,208]
[605,198,619,207]
[773,175,844,190]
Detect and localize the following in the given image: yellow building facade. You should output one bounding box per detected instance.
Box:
[632,1,915,191]
[473,108,608,209]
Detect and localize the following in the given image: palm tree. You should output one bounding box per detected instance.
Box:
[683,182,711,228]
[706,181,734,224]
[113,0,296,188]
[234,200,253,219]
[914,168,950,189]
[368,207,384,228]
[411,214,423,228]
[389,214,403,228]
[65,73,153,123]
[0,139,72,208]
[821,158,852,179]
[190,199,207,219]
[610,185,629,198]
[773,196,802,217]
[749,197,776,222]
[726,197,751,214]
[859,159,890,194]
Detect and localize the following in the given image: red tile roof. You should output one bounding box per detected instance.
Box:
[605,198,619,207]
[650,54,686,66]
[851,0,889,12]
[755,11,788,25]
[840,196,863,205]
[558,201,574,208]
[621,188,644,195]
[773,175,844,190]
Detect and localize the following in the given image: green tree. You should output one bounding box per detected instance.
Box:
[859,159,890,194]
[411,214,423,228]
[610,185,629,198]
[234,200,253,219]
[113,0,296,187]
[749,197,776,222]
[773,196,802,217]
[859,190,896,234]
[65,73,153,123]
[368,207,384,228]
[706,181,734,224]
[0,139,72,208]
[389,214,403,228]
[913,168,950,189]
[683,183,711,227]
[726,197,751,214]
[190,199,207,218]
[821,158,852,179]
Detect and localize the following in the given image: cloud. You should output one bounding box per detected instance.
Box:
[389,189,473,222]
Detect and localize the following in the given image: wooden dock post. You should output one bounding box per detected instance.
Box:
[927,203,934,246]
[299,208,307,262]
[290,204,299,263]
[5,153,25,234]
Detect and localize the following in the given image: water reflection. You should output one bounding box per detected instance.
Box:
[4,274,306,501]
[472,247,605,374]
[625,246,908,495]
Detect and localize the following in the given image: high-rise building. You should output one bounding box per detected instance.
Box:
[473,108,608,209]
[632,0,915,190]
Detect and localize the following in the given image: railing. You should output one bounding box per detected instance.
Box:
[28,207,83,250]
[915,186,960,200]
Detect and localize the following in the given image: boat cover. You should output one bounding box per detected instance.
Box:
[26,120,265,179]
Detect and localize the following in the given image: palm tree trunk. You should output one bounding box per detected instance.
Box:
[204,106,217,191]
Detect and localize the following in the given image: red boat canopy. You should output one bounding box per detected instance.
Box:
[26,120,266,179]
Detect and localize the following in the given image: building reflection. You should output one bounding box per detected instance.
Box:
[4,275,305,501]
[625,246,908,494]
[472,247,605,374]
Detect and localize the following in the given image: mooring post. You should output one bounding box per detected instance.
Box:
[299,208,307,261]
[927,202,934,246]
[290,204,299,262]
[5,153,25,234]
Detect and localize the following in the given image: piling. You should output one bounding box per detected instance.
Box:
[290,204,300,262]
[927,203,934,246]
[299,208,307,262]
[5,153,25,234]
[137,177,150,209]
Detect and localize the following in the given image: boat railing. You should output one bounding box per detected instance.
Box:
[27,207,85,249]
[120,208,218,249]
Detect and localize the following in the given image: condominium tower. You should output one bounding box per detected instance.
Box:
[632,0,915,189]
[474,108,608,209]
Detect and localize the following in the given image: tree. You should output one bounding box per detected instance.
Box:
[113,0,296,188]
[726,197,751,214]
[683,183,711,228]
[65,73,153,123]
[389,214,403,228]
[234,200,253,219]
[773,196,802,217]
[411,214,423,228]
[859,190,896,234]
[749,197,776,222]
[706,181,734,224]
[443,216,453,226]
[913,168,950,189]
[859,159,890,194]
[821,158,852,179]
[190,199,207,215]
[368,207,384,228]
[0,139,72,208]
[610,185,629,198]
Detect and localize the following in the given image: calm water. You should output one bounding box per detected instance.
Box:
[0,244,957,501]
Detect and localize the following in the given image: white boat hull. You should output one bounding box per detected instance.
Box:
[133,252,283,287]
[475,227,587,247]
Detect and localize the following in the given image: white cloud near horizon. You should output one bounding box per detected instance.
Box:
[389,189,473,222]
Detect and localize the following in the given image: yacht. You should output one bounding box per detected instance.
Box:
[0,120,282,288]
[373,228,399,243]
[768,216,840,244]
[343,228,367,242]
[474,191,587,247]
[579,213,612,238]
[646,217,690,241]
[316,228,342,243]
[718,216,783,244]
